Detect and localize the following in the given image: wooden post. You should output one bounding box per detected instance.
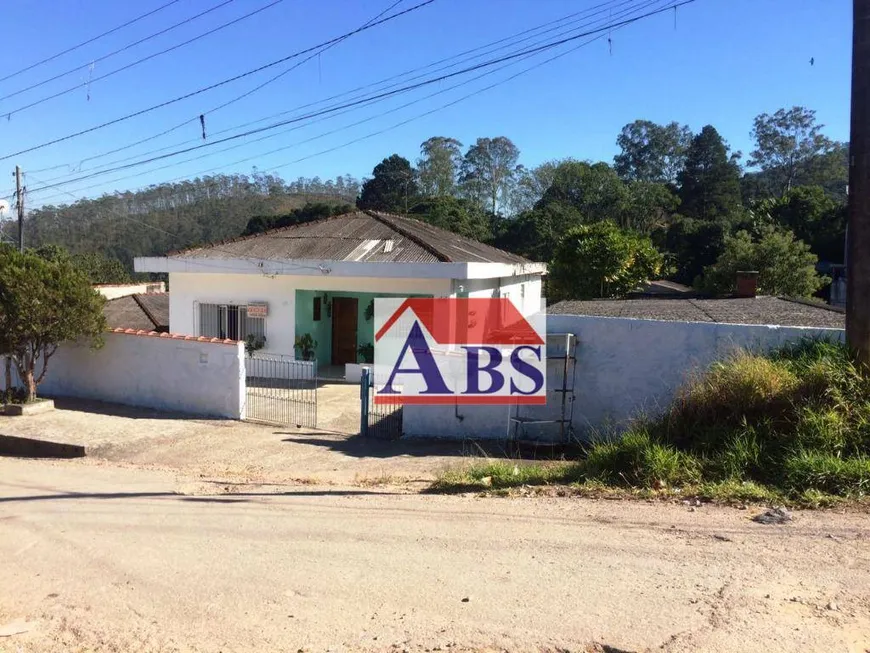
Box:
[14,165,23,253]
[847,0,870,365]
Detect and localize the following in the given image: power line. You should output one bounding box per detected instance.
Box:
[0,0,183,85]
[32,0,679,203]
[0,0,238,104]
[38,0,408,180]
[26,0,693,196]
[33,0,631,181]
[0,0,437,162]
[2,0,286,116]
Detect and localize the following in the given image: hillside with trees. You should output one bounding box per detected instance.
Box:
[2,106,846,300]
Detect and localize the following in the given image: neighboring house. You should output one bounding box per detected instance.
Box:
[95,282,166,300]
[134,210,545,366]
[103,293,170,332]
[548,296,845,329]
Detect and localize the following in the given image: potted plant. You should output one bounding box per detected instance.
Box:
[244,334,266,357]
[294,333,318,361]
[357,342,374,364]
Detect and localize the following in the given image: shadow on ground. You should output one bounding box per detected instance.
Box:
[0,487,399,504]
[45,397,215,421]
[278,430,584,461]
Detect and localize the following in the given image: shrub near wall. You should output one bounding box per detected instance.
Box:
[586,340,870,498]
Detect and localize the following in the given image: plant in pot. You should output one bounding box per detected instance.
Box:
[294,333,318,361]
[244,334,266,357]
[357,342,374,364]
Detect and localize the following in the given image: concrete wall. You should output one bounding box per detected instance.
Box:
[460,274,543,316]
[403,315,845,441]
[95,282,165,299]
[2,332,245,419]
[170,272,453,359]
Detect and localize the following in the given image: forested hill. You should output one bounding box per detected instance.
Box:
[7,173,360,268]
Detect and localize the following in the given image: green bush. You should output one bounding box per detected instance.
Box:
[783,450,870,496]
[585,431,701,488]
[596,339,870,498]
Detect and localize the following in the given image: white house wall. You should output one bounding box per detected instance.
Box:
[169,272,453,357]
[403,315,845,440]
[457,274,543,316]
[2,332,245,419]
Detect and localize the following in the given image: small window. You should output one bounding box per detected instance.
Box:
[313,296,322,321]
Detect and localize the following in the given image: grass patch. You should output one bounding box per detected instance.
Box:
[432,340,870,507]
[433,460,583,491]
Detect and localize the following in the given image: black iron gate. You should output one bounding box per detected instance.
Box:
[245,354,317,427]
[360,368,403,439]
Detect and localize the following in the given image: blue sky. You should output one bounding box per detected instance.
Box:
[0,0,851,207]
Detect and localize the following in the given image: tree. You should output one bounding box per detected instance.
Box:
[699,226,827,298]
[242,202,353,236]
[34,245,131,284]
[623,181,680,234]
[759,186,847,262]
[677,125,742,222]
[654,216,727,287]
[459,137,520,215]
[357,155,419,213]
[417,137,463,197]
[536,161,629,225]
[508,160,560,215]
[493,202,583,261]
[614,120,692,184]
[409,197,492,241]
[748,106,836,197]
[549,221,664,301]
[0,247,106,401]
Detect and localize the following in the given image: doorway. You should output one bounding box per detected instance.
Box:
[331,297,358,365]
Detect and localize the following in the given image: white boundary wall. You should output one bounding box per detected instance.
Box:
[2,332,245,419]
[403,315,845,440]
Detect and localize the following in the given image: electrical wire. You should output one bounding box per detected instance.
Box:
[31,0,629,178]
[34,0,663,200]
[2,0,286,116]
[0,0,183,85]
[26,0,694,195]
[0,0,437,162]
[38,0,408,180]
[0,0,238,103]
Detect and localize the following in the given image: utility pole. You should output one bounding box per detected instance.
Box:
[14,165,24,253]
[847,0,870,365]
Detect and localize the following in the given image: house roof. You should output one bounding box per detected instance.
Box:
[548,296,845,329]
[103,293,169,332]
[169,210,532,265]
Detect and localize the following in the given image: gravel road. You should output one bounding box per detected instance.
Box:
[1,458,868,653]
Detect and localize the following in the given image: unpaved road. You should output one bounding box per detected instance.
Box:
[1,458,869,653]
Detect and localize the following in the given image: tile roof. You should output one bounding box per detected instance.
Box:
[548,296,845,329]
[170,210,533,265]
[103,293,169,332]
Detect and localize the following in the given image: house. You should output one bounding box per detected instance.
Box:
[547,295,845,329]
[103,293,170,332]
[134,210,545,370]
[95,281,166,300]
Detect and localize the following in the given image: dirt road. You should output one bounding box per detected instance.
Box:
[1,458,868,653]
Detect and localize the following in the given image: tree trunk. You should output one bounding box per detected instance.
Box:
[23,369,36,403]
[3,357,11,402]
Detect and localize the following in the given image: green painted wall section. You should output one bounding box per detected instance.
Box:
[294,290,430,365]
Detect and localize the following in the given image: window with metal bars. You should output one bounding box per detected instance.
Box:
[198,303,265,341]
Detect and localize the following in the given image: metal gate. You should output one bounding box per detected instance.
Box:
[245,354,317,427]
[360,368,403,439]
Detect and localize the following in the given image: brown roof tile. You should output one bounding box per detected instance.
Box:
[170,210,533,265]
[103,294,169,332]
[548,296,845,329]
